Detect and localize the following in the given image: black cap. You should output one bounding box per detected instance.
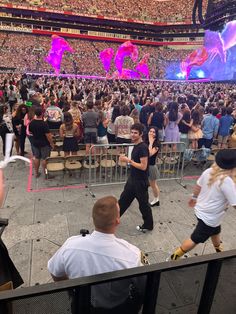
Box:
[215,149,236,170]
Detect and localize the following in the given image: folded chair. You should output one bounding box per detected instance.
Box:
[45,156,65,179]
[65,155,83,176]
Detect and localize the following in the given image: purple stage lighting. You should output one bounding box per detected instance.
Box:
[99,41,150,80]
[135,53,150,79]
[99,48,114,73]
[45,35,74,75]
[114,41,138,74]
[178,20,236,81]
[221,20,236,51]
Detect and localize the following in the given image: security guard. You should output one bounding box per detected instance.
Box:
[48,196,147,313]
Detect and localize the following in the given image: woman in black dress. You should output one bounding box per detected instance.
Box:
[59,112,79,157]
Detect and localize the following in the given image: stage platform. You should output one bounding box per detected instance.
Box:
[26,72,211,82]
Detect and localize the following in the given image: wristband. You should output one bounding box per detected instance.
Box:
[191,194,198,200]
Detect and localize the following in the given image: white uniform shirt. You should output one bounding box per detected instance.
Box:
[48,231,143,308]
[195,168,236,227]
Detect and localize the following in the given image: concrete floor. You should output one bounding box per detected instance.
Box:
[1,145,236,287]
[0,143,236,313]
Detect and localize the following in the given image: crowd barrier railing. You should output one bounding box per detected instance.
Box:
[87,143,132,188]
[0,249,235,314]
[154,141,186,183]
[87,142,186,194]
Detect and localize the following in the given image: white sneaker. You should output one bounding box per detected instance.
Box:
[150,198,158,205]
[136,225,153,233]
[150,199,160,207]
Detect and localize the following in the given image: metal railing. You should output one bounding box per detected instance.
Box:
[87,143,133,188]
[39,141,187,190]
[87,142,186,192]
[0,250,235,314]
[153,141,185,183]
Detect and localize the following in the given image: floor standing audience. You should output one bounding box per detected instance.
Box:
[82,101,99,160]
[114,105,134,144]
[198,108,219,149]
[29,106,54,178]
[218,106,234,148]
[164,102,182,151]
[59,112,79,156]
[0,105,14,156]
[0,74,236,170]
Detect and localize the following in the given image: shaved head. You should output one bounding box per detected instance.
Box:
[92,196,120,232]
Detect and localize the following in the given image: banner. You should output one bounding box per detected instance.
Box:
[0,66,16,73]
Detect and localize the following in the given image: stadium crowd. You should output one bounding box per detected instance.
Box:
[0,74,236,162]
[0,0,207,23]
[0,32,192,78]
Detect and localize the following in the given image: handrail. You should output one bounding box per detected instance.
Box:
[0,249,235,301]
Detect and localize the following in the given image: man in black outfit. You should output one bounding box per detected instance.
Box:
[118,123,153,232]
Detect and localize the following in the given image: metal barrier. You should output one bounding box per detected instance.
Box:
[87,142,186,192]
[41,142,186,191]
[155,142,186,184]
[0,249,235,314]
[87,143,133,188]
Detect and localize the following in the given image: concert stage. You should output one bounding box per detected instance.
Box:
[26,72,211,83]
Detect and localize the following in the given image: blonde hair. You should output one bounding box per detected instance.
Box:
[208,163,236,187]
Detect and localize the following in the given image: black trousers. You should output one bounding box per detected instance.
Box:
[119,177,153,229]
[198,138,213,149]
[19,126,27,156]
[107,132,116,144]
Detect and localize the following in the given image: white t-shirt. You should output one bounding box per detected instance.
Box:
[195,168,236,227]
[114,116,134,139]
[48,231,143,308]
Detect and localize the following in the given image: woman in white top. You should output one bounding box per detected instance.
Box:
[114,105,134,144]
[170,149,236,260]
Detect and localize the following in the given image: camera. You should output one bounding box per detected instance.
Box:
[79,229,90,237]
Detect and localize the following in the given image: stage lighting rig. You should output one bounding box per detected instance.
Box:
[193,0,236,31]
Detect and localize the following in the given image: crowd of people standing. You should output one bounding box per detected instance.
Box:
[1,74,236,160]
[1,73,236,312]
[0,74,236,204]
